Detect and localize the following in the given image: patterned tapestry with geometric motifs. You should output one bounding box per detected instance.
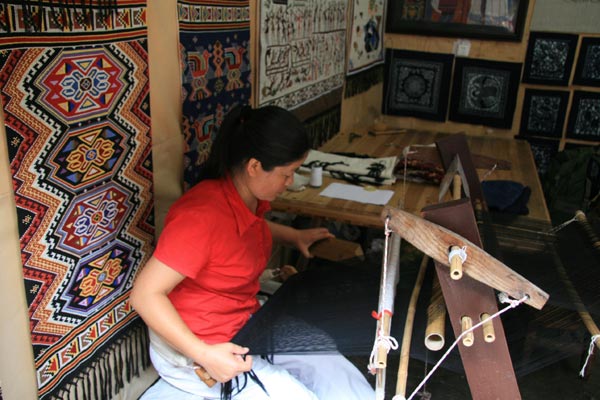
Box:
[178,0,251,189]
[0,1,154,398]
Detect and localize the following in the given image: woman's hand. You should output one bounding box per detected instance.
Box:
[196,342,253,383]
[294,227,334,258]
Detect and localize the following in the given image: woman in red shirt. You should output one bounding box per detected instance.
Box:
[131,105,374,399]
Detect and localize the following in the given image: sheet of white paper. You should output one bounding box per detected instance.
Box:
[319,183,394,205]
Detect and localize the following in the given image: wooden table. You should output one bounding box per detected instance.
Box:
[272,130,551,228]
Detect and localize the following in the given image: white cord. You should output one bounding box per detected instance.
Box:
[547,216,577,234]
[481,163,498,181]
[368,334,399,372]
[448,246,467,264]
[579,334,600,377]
[406,293,529,400]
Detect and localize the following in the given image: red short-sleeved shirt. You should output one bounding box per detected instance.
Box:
[153,176,272,344]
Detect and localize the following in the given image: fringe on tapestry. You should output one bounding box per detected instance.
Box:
[344,65,384,99]
[52,319,151,400]
[1,0,119,32]
[303,105,342,149]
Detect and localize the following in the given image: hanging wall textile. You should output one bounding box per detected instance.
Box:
[257,0,347,110]
[344,0,386,98]
[0,1,154,399]
[178,0,251,189]
[347,0,385,76]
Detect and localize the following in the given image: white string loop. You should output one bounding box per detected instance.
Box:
[448,246,467,264]
[579,334,600,377]
[368,333,399,372]
[406,293,529,400]
[497,291,528,308]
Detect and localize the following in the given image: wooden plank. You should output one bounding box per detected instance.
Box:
[422,200,522,400]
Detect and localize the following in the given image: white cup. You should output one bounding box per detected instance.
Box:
[310,166,323,187]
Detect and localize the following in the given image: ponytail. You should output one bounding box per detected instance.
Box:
[198,105,309,181]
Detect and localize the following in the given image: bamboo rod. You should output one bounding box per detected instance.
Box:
[424,274,446,351]
[395,255,430,398]
[376,313,392,368]
[480,313,496,343]
[571,211,600,352]
[552,234,600,351]
[375,232,402,400]
[449,174,465,280]
[449,245,464,280]
[461,316,474,347]
[452,173,462,200]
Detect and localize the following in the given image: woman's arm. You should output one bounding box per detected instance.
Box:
[266,220,334,258]
[130,256,252,382]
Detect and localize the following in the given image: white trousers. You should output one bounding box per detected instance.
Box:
[142,346,375,400]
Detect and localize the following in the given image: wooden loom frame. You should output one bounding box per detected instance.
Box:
[382,134,549,399]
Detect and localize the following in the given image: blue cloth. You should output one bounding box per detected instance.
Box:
[482,180,531,215]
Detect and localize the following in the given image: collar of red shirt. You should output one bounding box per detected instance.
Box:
[221,175,271,237]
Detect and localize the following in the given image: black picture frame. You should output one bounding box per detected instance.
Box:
[519,88,570,139]
[518,137,560,178]
[449,57,522,129]
[385,0,529,41]
[522,32,578,86]
[573,37,600,87]
[382,49,454,122]
[566,90,600,142]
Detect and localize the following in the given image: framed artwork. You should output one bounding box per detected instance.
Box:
[522,32,578,86]
[566,91,600,142]
[448,57,522,129]
[385,0,529,41]
[573,37,600,87]
[519,89,570,138]
[382,49,454,121]
[519,137,560,178]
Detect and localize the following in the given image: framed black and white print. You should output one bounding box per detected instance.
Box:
[519,89,570,138]
[566,91,600,142]
[522,32,578,86]
[448,58,522,129]
[382,49,454,121]
[573,37,600,87]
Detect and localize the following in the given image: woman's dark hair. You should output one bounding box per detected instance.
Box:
[199,104,309,180]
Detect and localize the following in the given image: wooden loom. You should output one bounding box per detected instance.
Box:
[376,134,550,400]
